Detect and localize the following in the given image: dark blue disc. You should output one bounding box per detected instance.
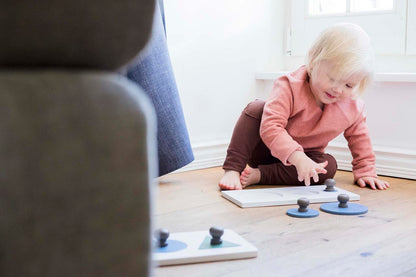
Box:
[320,202,368,215]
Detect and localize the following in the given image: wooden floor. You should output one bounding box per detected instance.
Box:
[154,167,416,277]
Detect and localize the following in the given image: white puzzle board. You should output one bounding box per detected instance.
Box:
[221,185,360,208]
[153,229,257,266]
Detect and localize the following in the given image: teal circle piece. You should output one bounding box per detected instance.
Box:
[287,208,319,218]
[320,202,368,215]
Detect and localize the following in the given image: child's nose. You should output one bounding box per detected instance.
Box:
[332,83,343,94]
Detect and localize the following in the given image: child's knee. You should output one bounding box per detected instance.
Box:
[244,99,266,119]
[313,153,337,184]
[323,154,338,178]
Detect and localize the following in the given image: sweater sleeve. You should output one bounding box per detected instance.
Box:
[343,105,377,181]
[260,77,303,165]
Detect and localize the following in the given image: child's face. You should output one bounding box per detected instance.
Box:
[309,61,365,108]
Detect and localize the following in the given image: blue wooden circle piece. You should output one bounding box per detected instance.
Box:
[320,202,368,215]
[287,208,319,218]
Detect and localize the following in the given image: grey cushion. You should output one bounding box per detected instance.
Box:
[0,1,156,275]
[0,0,155,70]
[0,72,157,276]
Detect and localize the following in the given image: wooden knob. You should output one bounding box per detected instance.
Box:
[338,194,349,208]
[154,228,169,247]
[324,179,336,191]
[209,226,224,245]
[297,197,310,213]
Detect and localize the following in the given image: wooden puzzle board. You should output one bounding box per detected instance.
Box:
[153,229,257,266]
[221,185,360,208]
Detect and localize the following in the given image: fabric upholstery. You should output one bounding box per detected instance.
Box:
[127,1,194,175]
[0,72,157,276]
[0,1,157,276]
[0,0,154,70]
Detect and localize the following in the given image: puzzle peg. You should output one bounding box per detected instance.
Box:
[155,228,170,247]
[209,226,224,245]
[297,197,309,212]
[337,194,349,208]
[324,179,336,192]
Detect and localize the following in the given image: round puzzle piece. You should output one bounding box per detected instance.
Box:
[287,197,319,218]
[320,202,368,215]
[287,208,319,218]
[320,193,368,215]
[154,239,187,253]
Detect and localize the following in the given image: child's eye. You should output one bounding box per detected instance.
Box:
[327,75,335,82]
[346,84,353,88]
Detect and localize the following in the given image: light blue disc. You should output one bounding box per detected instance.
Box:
[320,202,368,215]
[287,208,319,218]
[154,239,187,253]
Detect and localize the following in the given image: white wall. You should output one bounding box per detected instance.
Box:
[164,0,286,170]
[165,1,416,179]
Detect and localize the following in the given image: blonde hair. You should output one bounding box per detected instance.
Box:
[306,23,375,95]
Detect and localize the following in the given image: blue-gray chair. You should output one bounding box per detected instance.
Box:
[0,0,156,276]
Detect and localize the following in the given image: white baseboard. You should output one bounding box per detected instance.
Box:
[176,140,416,180]
[173,140,228,173]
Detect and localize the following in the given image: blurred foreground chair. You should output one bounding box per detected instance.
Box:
[0,0,157,276]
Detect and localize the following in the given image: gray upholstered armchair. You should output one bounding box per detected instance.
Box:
[0,0,157,276]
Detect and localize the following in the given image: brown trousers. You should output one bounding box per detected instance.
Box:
[223,99,337,185]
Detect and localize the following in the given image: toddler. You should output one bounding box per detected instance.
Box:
[219,23,389,190]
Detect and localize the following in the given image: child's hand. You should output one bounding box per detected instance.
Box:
[288,151,328,186]
[356,176,390,190]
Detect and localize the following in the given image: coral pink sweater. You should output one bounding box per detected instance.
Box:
[260,65,377,181]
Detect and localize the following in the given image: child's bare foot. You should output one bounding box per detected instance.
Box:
[240,166,261,187]
[219,170,243,190]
